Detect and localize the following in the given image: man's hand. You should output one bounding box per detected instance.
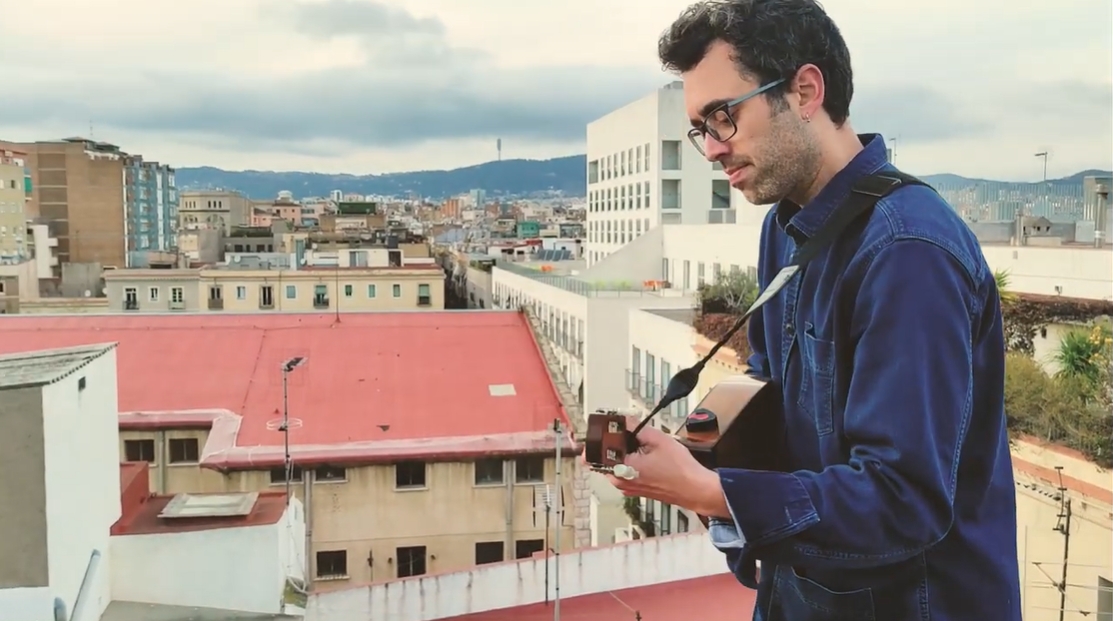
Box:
[600,417,731,519]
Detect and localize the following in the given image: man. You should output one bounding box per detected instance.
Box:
[605,1,1022,619]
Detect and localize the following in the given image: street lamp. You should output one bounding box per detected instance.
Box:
[281,356,307,504]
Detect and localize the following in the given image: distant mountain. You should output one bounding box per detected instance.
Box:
[175,155,1110,200]
[175,156,586,200]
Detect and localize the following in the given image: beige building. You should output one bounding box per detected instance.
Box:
[116,421,582,585]
[179,190,252,233]
[104,264,445,312]
[0,149,29,261]
[0,311,591,588]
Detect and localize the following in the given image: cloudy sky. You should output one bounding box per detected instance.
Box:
[0,0,1109,181]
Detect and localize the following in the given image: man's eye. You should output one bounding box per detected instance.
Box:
[708,109,732,128]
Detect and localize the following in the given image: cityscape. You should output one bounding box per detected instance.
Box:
[0,1,1111,621]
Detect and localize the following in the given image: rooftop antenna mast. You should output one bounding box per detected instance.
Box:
[497,138,502,162]
[1052,466,1072,621]
[552,418,563,621]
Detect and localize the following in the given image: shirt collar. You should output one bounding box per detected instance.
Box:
[775,133,889,242]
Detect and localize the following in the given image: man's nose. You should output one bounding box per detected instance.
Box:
[703,135,730,161]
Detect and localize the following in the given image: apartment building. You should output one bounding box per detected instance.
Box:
[103,264,445,313]
[0,312,591,587]
[179,189,252,234]
[584,81,751,266]
[0,149,30,262]
[0,138,129,274]
[123,155,178,266]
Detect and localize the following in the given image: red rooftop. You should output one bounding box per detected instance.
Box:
[0,311,571,469]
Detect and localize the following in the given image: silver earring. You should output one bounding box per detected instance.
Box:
[803,114,811,123]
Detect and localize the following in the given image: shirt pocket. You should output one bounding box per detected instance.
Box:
[796,321,836,436]
[770,565,876,621]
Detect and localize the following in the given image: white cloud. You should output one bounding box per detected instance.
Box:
[0,0,1108,181]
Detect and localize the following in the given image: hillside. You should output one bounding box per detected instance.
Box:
[175,156,1110,200]
[175,156,585,199]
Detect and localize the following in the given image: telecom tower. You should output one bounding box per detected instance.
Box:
[497,138,502,162]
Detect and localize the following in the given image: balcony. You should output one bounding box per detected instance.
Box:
[417,295,431,307]
[208,298,224,310]
[169,300,185,311]
[123,299,139,311]
[313,296,330,309]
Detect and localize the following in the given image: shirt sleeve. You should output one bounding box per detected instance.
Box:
[716,239,977,570]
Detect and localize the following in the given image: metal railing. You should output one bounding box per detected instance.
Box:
[496,261,670,298]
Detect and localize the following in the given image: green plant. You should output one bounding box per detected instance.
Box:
[1054,323,1113,386]
[1004,351,1112,467]
[698,269,759,314]
[995,269,1018,305]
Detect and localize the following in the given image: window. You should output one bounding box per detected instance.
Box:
[170,287,184,303]
[396,546,426,578]
[367,284,377,298]
[344,284,353,297]
[1099,576,1112,621]
[168,438,199,463]
[285,284,296,299]
[515,539,544,559]
[316,550,347,579]
[515,456,544,483]
[260,285,274,308]
[474,458,504,485]
[396,461,426,489]
[236,286,246,300]
[417,283,431,306]
[148,287,159,302]
[315,465,346,482]
[123,287,138,309]
[677,511,690,533]
[124,439,155,463]
[475,541,504,565]
[208,285,222,300]
[392,283,401,298]
[269,465,303,484]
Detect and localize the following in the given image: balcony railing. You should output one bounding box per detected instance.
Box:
[496,261,674,298]
[123,299,139,311]
[169,300,185,311]
[313,296,330,309]
[208,298,223,310]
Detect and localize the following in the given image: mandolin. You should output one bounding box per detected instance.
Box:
[585,373,784,474]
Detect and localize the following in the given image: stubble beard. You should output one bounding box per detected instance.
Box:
[739,115,822,206]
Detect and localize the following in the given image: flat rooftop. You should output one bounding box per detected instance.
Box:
[0,312,567,465]
[99,601,291,621]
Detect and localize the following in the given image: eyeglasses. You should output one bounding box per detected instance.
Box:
[686,78,786,156]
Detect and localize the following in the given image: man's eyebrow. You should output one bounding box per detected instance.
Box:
[695,98,733,121]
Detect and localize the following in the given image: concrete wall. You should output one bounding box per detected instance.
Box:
[110,501,303,615]
[306,533,729,621]
[981,245,1113,300]
[41,349,120,621]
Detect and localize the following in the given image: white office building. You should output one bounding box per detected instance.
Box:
[585,81,755,267]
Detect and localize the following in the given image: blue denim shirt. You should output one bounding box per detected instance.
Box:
[709,135,1021,620]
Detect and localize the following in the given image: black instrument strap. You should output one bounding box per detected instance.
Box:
[792,171,927,266]
[694,171,928,366]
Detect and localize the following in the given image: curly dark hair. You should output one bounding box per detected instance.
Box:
[658,0,853,126]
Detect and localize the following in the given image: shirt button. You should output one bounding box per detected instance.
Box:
[785,323,795,334]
